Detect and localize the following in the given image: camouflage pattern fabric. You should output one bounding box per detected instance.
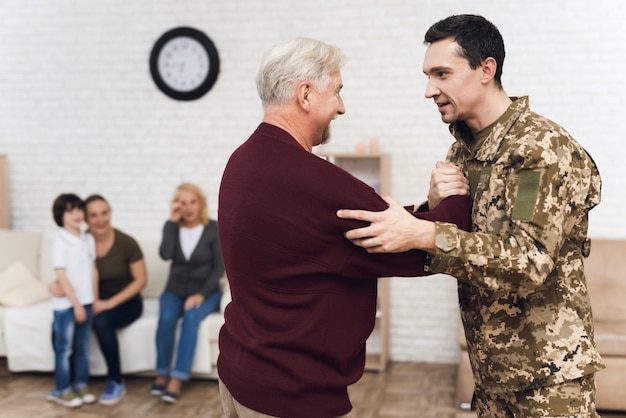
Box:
[427,96,605,394]
[473,374,600,417]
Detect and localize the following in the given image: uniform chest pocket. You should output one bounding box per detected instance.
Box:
[469,166,544,230]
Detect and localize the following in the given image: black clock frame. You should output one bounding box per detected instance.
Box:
[149,26,220,101]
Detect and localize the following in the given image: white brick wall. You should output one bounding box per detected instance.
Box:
[1,0,624,364]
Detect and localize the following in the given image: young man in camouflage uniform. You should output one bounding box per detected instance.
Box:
[338,14,605,417]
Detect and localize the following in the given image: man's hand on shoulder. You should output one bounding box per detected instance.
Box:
[337,196,435,253]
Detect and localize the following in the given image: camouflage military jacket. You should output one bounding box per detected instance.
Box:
[427,96,605,393]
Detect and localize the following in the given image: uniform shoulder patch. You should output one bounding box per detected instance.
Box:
[512,170,542,221]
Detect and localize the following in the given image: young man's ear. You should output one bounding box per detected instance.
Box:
[481,57,497,85]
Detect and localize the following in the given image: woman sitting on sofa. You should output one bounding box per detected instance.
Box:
[151,182,224,404]
[50,194,146,406]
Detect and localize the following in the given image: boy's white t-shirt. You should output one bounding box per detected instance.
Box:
[51,228,96,311]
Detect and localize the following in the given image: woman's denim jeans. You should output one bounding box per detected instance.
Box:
[155,290,222,381]
[52,304,93,392]
[92,297,143,383]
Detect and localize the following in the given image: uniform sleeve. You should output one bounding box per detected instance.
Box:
[428,128,601,297]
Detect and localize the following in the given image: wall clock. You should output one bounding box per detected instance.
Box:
[149,27,220,101]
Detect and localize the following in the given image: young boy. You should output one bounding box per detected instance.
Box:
[47,193,98,408]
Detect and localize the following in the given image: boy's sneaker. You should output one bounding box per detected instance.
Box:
[47,389,83,408]
[99,380,126,405]
[75,386,96,404]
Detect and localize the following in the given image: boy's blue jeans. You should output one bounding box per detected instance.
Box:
[52,304,93,392]
[155,290,222,381]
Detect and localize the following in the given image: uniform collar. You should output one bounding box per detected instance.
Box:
[450,96,529,162]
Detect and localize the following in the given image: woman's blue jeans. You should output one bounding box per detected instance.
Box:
[92,297,143,383]
[52,304,93,392]
[155,290,222,381]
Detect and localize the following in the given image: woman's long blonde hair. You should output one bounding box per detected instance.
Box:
[172,182,210,226]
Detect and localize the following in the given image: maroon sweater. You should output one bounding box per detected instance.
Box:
[217,123,471,417]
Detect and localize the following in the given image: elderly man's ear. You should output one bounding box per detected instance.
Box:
[297,83,311,108]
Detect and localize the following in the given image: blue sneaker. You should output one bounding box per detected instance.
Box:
[98,380,126,405]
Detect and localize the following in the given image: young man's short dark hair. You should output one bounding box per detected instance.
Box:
[424,14,506,88]
[52,193,84,227]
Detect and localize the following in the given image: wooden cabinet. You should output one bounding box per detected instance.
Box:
[0,155,9,228]
[319,153,391,371]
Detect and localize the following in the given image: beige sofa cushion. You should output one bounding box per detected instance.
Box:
[0,229,42,278]
[584,239,626,358]
[38,235,55,284]
[585,239,626,323]
[594,322,626,356]
[139,238,171,299]
[0,261,50,307]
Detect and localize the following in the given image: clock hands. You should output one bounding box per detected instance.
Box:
[164,61,186,72]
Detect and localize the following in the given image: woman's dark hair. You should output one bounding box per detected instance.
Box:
[52,193,84,227]
[424,14,506,88]
[83,193,110,218]
[84,194,108,208]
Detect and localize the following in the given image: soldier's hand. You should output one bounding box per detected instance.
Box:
[427,161,469,209]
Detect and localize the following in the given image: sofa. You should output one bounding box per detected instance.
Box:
[0,228,228,379]
[456,239,626,412]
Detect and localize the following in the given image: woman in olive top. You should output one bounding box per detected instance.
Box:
[50,194,147,406]
[85,195,146,405]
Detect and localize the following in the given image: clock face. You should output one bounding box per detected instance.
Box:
[157,36,210,92]
[150,27,220,101]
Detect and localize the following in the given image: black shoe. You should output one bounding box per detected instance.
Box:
[162,391,179,404]
[150,383,166,396]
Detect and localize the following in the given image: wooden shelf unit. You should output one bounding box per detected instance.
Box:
[320,152,391,372]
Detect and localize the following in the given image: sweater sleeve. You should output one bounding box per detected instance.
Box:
[336,194,472,279]
[159,221,178,261]
[198,225,225,299]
